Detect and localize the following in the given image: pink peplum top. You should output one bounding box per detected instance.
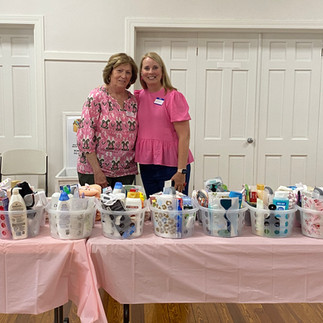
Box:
[134,88,194,167]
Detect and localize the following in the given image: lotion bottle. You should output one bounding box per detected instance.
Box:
[56,191,71,238]
[8,187,28,239]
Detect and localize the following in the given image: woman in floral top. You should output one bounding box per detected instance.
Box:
[77,53,138,188]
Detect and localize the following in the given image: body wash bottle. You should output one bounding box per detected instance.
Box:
[8,187,28,239]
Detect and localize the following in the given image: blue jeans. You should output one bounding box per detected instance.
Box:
[139,164,191,198]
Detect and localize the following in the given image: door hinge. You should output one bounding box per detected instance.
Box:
[321,48,323,56]
[196,47,199,56]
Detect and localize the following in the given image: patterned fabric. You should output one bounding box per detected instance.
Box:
[77,86,138,177]
[134,88,194,167]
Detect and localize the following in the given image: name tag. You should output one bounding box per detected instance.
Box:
[154,97,164,106]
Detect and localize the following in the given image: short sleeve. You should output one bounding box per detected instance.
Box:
[134,90,141,105]
[166,91,191,123]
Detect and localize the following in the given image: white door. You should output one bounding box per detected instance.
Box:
[135,32,198,192]
[257,33,323,189]
[0,27,40,151]
[136,30,323,192]
[194,32,259,190]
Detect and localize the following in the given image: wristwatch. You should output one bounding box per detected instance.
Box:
[177,168,187,174]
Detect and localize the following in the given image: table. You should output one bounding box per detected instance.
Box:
[0,226,107,323]
[88,222,323,306]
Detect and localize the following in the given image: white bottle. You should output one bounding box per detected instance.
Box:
[56,191,72,239]
[8,187,28,239]
[112,182,126,203]
[51,192,61,210]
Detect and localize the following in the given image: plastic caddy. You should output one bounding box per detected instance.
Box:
[150,205,198,239]
[197,204,247,237]
[0,206,44,240]
[247,202,296,238]
[47,197,96,239]
[296,205,323,239]
[99,204,147,239]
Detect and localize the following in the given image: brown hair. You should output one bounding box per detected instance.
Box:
[139,52,176,92]
[103,53,138,89]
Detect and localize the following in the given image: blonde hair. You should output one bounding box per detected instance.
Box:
[139,52,177,92]
[103,53,138,89]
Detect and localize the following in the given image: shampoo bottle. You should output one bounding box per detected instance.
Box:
[8,187,28,239]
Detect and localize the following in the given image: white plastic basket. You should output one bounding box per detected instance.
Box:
[297,205,323,239]
[100,206,147,239]
[150,205,198,239]
[247,203,296,238]
[0,207,44,240]
[197,204,247,237]
[47,198,95,240]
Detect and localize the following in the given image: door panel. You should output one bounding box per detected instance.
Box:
[136,31,323,193]
[257,33,322,189]
[0,27,38,151]
[195,33,259,190]
[135,32,198,192]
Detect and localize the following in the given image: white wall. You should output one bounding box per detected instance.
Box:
[1,0,323,195]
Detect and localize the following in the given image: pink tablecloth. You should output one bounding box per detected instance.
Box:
[88,222,323,304]
[0,226,107,323]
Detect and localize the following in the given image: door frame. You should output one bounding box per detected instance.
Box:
[126,18,323,187]
[0,15,46,151]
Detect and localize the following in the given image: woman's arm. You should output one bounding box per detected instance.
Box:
[171,120,190,192]
[86,152,108,188]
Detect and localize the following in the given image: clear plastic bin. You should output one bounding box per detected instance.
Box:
[297,205,323,239]
[197,205,247,237]
[100,205,147,239]
[0,207,44,240]
[247,203,296,238]
[150,206,198,239]
[47,198,96,240]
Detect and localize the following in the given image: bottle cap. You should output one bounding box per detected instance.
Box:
[114,182,123,190]
[257,184,265,190]
[12,187,21,195]
[59,191,69,201]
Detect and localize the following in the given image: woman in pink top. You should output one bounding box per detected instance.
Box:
[77,53,138,188]
[135,52,194,197]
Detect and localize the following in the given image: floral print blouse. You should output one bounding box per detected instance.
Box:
[77,86,138,177]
